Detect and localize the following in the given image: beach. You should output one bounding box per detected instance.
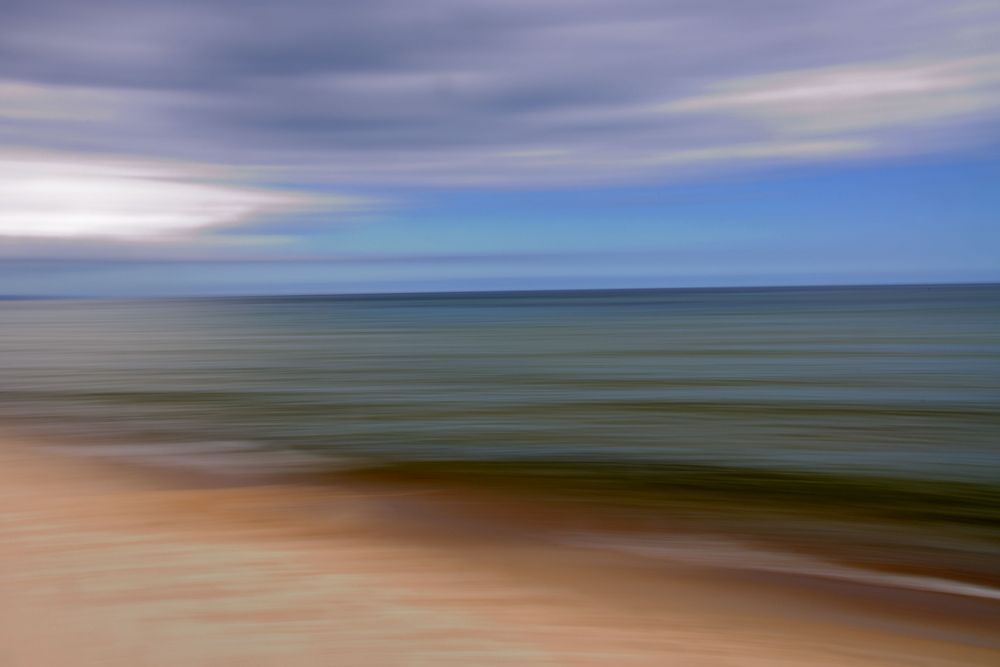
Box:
[2,433,997,667]
[5,0,999,660]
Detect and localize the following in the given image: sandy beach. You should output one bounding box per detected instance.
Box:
[0,434,996,667]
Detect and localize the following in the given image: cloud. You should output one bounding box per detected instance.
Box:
[0,151,343,241]
[0,0,998,188]
[647,140,873,165]
[0,79,125,121]
[660,55,1000,136]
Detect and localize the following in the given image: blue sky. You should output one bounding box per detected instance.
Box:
[1,1,998,296]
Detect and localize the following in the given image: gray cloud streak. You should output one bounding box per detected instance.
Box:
[1,0,997,189]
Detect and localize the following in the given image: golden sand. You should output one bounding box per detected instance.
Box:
[1,436,995,666]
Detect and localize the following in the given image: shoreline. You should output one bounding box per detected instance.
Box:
[32,432,1000,600]
[330,458,1000,590]
[2,434,998,666]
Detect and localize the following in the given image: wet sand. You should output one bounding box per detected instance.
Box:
[1,435,997,666]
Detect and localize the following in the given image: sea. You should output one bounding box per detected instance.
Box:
[2,283,999,590]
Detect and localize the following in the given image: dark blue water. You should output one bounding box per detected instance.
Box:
[1,284,998,481]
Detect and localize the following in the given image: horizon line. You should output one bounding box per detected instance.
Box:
[3,279,998,302]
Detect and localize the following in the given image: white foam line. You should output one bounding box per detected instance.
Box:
[562,532,1000,602]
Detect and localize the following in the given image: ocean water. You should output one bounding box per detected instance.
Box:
[1,283,998,481]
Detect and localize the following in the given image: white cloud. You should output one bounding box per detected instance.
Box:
[0,151,331,240]
[659,55,1000,136]
[647,139,873,165]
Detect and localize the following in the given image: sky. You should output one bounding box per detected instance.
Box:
[1,0,999,297]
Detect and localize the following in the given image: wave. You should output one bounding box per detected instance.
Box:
[333,458,1000,590]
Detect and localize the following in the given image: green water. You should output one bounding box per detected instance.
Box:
[2,283,997,479]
